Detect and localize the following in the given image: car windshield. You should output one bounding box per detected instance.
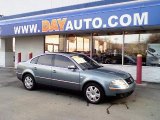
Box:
[71,54,102,70]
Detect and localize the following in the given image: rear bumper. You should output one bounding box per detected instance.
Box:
[105,82,136,96]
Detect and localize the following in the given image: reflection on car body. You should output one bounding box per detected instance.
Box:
[16,52,135,104]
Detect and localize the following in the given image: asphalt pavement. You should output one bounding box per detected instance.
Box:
[0,68,160,120]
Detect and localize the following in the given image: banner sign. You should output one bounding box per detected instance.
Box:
[1,1,160,37]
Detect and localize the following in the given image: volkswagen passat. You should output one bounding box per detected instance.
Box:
[16,52,135,104]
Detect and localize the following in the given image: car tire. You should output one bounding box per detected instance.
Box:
[83,83,105,104]
[23,74,36,90]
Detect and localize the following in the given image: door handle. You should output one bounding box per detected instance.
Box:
[34,67,37,70]
[53,70,56,73]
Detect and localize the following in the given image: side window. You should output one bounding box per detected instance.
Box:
[30,57,39,64]
[54,55,75,68]
[37,55,53,66]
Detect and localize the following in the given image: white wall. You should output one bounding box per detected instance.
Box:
[15,36,44,67]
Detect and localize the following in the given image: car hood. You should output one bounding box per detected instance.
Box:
[90,66,130,79]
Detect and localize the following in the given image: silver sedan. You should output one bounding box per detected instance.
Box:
[16,52,136,104]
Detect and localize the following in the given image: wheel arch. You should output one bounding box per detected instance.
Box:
[82,80,105,93]
[22,72,34,82]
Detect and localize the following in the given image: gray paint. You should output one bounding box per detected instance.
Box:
[17,52,135,96]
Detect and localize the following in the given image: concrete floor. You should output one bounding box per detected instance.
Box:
[0,68,160,120]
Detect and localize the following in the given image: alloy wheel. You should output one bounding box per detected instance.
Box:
[86,86,101,103]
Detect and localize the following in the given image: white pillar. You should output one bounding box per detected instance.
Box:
[5,38,14,67]
[0,38,5,67]
[122,32,125,65]
[0,38,14,67]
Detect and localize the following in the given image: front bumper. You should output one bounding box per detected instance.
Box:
[105,81,136,96]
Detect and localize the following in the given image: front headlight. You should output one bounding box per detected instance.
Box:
[109,79,129,90]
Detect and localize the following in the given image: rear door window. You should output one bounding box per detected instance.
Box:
[30,57,39,64]
[37,54,53,66]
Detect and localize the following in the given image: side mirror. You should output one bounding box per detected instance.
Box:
[68,65,77,70]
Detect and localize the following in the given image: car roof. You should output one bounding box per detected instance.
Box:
[43,52,83,57]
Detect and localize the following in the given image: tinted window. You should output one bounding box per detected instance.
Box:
[37,55,53,66]
[30,57,39,64]
[54,55,75,68]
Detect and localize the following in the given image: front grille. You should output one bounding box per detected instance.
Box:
[125,77,134,84]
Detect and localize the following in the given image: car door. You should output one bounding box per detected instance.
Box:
[51,54,80,90]
[33,54,53,85]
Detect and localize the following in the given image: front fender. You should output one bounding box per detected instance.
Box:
[80,76,107,92]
